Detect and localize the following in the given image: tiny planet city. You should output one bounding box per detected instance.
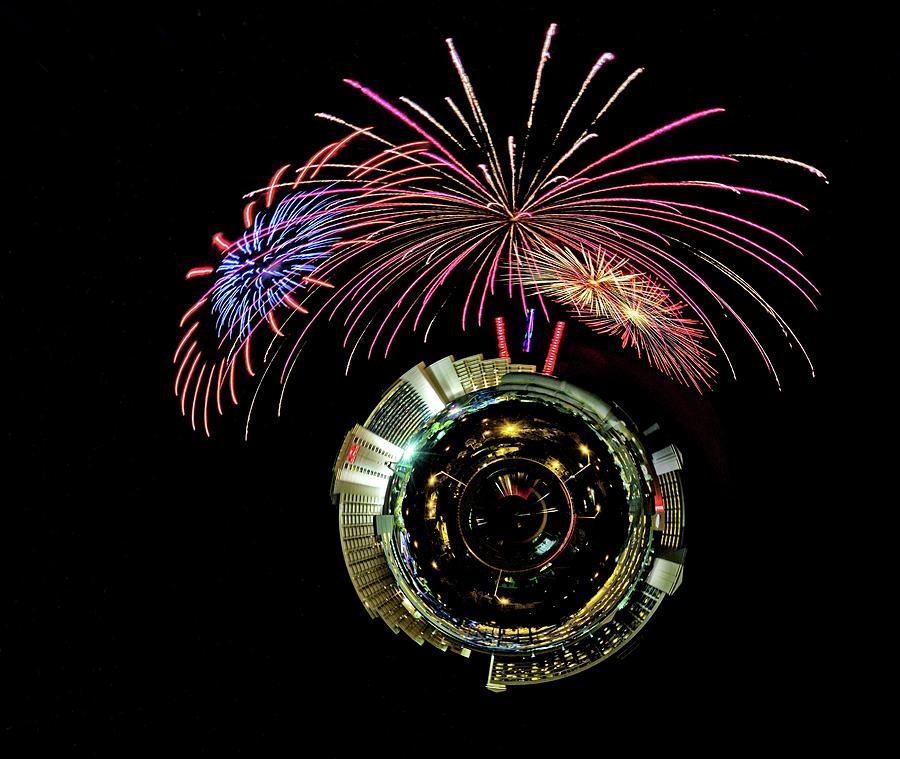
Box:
[332,346,686,689]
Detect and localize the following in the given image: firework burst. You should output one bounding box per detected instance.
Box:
[210,190,351,341]
[585,279,716,390]
[173,155,368,436]
[525,244,645,318]
[525,243,715,388]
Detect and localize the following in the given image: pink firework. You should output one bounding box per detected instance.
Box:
[301,23,823,385]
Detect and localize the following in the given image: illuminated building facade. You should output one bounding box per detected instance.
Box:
[331,354,686,690]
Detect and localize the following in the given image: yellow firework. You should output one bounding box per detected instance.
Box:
[525,244,716,389]
[585,281,716,390]
[526,244,643,318]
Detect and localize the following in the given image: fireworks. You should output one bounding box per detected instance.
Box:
[585,278,716,390]
[175,23,823,433]
[526,244,715,389]
[173,162,365,435]
[209,190,351,342]
[306,25,821,382]
[526,244,644,319]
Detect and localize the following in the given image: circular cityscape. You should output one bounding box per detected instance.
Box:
[331,354,687,690]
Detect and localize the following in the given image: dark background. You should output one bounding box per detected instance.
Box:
[7,2,885,753]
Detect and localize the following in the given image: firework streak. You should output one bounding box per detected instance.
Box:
[175,23,823,434]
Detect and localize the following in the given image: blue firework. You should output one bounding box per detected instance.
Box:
[211,190,350,341]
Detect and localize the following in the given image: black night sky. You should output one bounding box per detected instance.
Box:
[7,2,886,753]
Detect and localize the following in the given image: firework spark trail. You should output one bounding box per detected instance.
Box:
[526,24,557,135]
[730,153,829,182]
[552,52,616,145]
